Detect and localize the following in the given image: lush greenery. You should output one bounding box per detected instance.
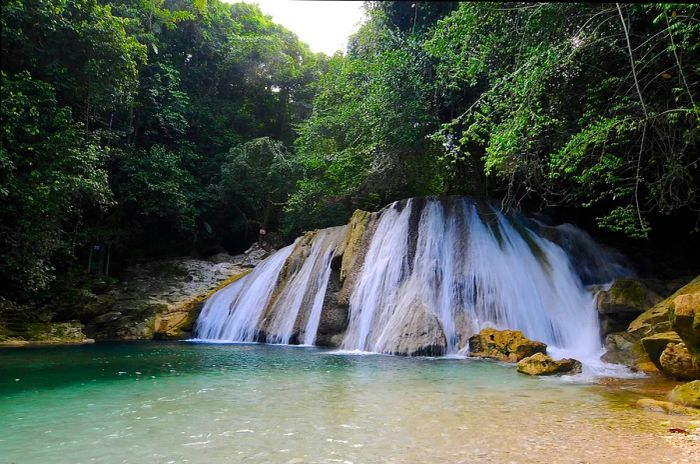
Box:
[1,1,699,301]
[288,2,699,239]
[1,0,324,295]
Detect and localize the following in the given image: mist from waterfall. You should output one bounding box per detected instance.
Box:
[194,197,629,362]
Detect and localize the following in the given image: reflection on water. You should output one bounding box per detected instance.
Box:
[0,342,696,464]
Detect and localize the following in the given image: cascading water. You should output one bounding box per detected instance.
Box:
[195,226,347,344]
[194,197,629,364]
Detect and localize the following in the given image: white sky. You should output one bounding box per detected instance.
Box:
[238,1,367,55]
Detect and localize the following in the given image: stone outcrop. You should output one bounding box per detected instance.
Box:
[669,380,700,409]
[516,353,582,376]
[641,331,683,368]
[596,278,662,336]
[79,254,249,340]
[241,242,272,268]
[602,275,700,379]
[468,328,547,362]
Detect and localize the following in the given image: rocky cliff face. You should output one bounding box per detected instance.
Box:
[603,275,700,380]
[0,250,257,346]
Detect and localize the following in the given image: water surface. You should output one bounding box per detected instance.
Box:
[0,342,696,463]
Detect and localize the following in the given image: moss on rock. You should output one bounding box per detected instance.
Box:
[468,328,547,362]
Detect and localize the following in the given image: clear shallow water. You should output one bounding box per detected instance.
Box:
[0,342,696,464]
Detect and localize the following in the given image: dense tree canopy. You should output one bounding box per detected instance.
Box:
[1,1,699,299]
[291,2,699,240]
[1,0,325,294]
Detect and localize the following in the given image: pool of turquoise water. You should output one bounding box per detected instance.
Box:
[0,342,695,464]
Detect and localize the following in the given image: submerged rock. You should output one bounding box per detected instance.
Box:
[637,398,700,415]
[516,353,582,376]
[468,328,547,362]
[669,380,700,409]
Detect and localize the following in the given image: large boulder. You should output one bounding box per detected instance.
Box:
[468,328,547,362]
[596,278,662,336]
[641,331,683,368]
[659,342,700,380]
[669,380,700,409]
[628,276,699,339]
[516,353,582,376]
[390,304,447,357]
[603,276,699,375]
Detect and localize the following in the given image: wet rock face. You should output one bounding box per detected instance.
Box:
[516,353,582,376]
[314,266,349,347]
[468,328,547,362]
[669,380,700,409]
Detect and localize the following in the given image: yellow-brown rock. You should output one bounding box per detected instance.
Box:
[516,352,582,376]
[658,342,700,380]
[468,328,547,362]
[670,291,700,365]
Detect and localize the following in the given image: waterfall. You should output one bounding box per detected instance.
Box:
[194,226,347,344]
[194,197,629,360]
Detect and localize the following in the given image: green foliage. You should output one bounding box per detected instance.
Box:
[427,3,700,237]
[0,72,112,292]
[219,137,300,229]
[286,9,449,232]
[1,0,326,296]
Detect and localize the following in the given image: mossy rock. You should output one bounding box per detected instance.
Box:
[669,380,700,409]
[152,269,251,339]
[628,276,700,339]
[516,353,582,376]
[596,278,662,315]
[468,328,547,362]
[0,321,93,346]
